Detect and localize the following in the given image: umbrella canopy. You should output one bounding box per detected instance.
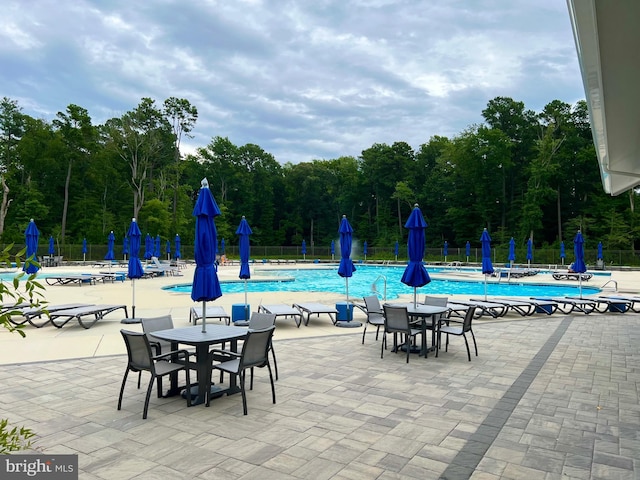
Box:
[330,240,335,257]
[465,241,470,259]
[236,216,252,280]
[175,234,181,259]
[48,236,55,256]
[526,239,533,264]
[191,178,223,332]
[573,230,587,298]
[105,231,115,261]
[127,218,145,319]
[597,241,603,260]
[443,241,448,258]
[23,219,40,274]
[560,241,565,264]
[220,238,226,255]
[82,238,87,254]
[337,215,356,315]
[236,216,252,317]
[401,205,431,307]
[301,239,307,259]
[144,234,153,260]
[508,237,516,265]
[480,228,494,301]
[166,239,171,259]
[154,235,161,258]
[508,237,516,264]
[394,241,399,259]
[363,241,368,258]
[123,237,129,256]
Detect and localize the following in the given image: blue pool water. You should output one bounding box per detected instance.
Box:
[163,265,600,299]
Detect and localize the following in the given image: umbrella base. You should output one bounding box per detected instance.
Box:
[182,384,224,405]
[335,321,362,328]
[120,317,142,324]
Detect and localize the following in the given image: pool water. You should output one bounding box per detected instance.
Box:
[163,265,599,299]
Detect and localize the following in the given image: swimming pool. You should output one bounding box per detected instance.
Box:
[163,265,600,299]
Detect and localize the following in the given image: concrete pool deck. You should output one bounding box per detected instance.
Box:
[1,262,640,478]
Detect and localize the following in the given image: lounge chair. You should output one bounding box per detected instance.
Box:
[45,274,98,286]
[189,306,231,326]
[258,304,304,328]
[469,297,537,317]
[48,304,129,328]
[447,300,509,318]
[531,297,597,314]
[292,302,338,326]
[493,297,558,315]
[552,271,593,281]
[10,303,94,328]
[146,257,181,276]
[596,295,640,313]
[565,295,631,313]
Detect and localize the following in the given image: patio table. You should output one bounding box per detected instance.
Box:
[152,324,248,405]
[386,303,449,357]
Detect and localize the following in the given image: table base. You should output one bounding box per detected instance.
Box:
[335,321,362,328]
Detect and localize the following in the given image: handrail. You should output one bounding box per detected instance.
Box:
[371,274,387,301]
[600,279,618,291]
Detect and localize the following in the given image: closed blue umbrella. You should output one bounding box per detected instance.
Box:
[154,234,161,259]
[465,241,470,262]
[144,234,153,260]
[236,216,252,319]
[394,241,399,261]
[363,241,368,261]
[221,238,226,255]
[597,241,603,260]
[23,219,40,274]
[301,239,307,260]
[166,240,171,261]
[401,204,431,307]
[105,231,115,261]
[48,236,55,256]
[338,215,356,316]
[191,178,222,333]
[508,237,516,266]
[330,240,335,260]
[82,238,88,263]
[573,230,587,298]
[443,241,448,262]
[560,241,565,265]
[127,218,145,319]
[122,236,129,261]
[480,228,494,300]
[175,234,181,259]
[526,238,533,266]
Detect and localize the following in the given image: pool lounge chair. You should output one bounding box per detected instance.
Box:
[188,306,231,325]
[493,297,559,315]
[596,295,640,313]
[258,304,304,328]
[293,302,338,326]
[48,304,129,328]
[469,297,537,317]
[447,300,509,318]
[531,297,598,314]
[45,274,98,286]
[11,303,95,328]
[552,271,593,281]
[565,295,632,313]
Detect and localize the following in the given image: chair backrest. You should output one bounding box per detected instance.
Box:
[462,306,476,332]
[424,295,448,307]
[141,315,174,353]
[249,312,276,330]
[120,329,153,371]
[363,295,383,314]
[382,305,410,334]
[240,326,275,369]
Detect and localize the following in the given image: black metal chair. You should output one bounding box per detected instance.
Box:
[118,329,191,419]
[362,295,385,344]
[381,304,422,363]
[437,306,477,361]
[207,326,276,415]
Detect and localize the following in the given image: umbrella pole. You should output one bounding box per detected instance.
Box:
[413,287,417,309]
[201,302,207,333]
[244,279,249,320]
[484,275,488,301]
[345,277,350,320]
[132,278,136,319]
[579,276,583,299]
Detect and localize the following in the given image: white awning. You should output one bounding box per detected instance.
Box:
[566,0,640,195]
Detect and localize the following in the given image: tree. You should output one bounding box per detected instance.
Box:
[0,98,25,237]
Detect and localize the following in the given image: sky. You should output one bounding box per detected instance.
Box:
[1,0,586,164]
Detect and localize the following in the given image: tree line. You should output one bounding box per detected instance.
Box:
[0,95,636,255]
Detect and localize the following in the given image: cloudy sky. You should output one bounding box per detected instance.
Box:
[1,0,585,164]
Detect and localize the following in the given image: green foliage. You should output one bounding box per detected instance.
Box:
[0,245,46,453]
